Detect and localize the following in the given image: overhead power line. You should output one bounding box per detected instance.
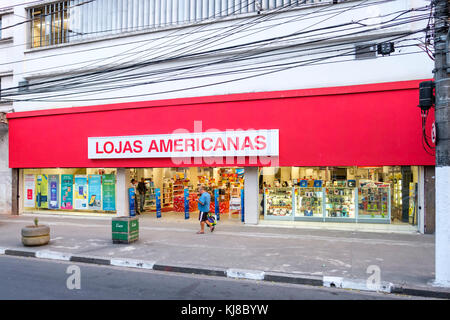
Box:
[0,8,429,97]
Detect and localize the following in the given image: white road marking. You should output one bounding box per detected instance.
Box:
[110,258,155,269]
[226,269,265,280]
[35,250,71,261]
[119,246,136,252]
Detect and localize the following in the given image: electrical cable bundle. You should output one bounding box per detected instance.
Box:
[421,108,436,156]
[0,0,434,103]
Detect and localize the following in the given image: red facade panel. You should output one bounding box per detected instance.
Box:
[7,80,435,168]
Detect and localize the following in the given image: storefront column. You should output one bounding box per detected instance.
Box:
[213,168,220,182]
[435,166,450,286]
[153,168,164,190]
[136,168,145,180]
[188,167,199,187]
[116,168,130,217]
[280,167,291,185]
[244,167,259,225]
[144,168,152,179]
[291,167,299,181]
[262,167,275,186]
[418,166,425,234]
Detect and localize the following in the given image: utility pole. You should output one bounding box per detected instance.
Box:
[433,0,450,287]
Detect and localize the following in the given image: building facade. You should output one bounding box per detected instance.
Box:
[0,0,436,232]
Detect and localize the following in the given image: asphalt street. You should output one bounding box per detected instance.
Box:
[0,255,426,300]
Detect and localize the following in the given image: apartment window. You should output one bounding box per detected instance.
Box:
[30,1,69,48]
[29,1,341,48]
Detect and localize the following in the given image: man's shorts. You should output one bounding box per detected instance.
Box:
[199,211,209,222]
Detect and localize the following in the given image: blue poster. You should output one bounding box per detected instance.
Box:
[74,175,88,210]
[155,188,161,218]
[88,174,102,210]
[314,180,323,188]
[241,188,245,222]
[48,175,59,209]
[214,189,220,221]
[300,180,308,188]
[184,188,189,219]
[128,187,136,216]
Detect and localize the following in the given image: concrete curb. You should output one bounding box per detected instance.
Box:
[226,269,265,280]
[4,249,36,257]
[391,286,450,299]
[110,258,155,270]
[153,263,227,277]
[323,276,393,293]
[1,248,449,299]
[264,272,323,286]
[69,255,111,265]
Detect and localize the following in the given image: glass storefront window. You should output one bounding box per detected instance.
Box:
[358,185,390,219]
[295,187,323,218]
[325,187,356,218]
[259,166,420,225]
[264,187,293,219]
[21,168,117,214]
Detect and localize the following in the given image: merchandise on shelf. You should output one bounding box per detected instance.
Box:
[264,187,293,217]
[325,187,355,218]
[162,180,173,207]
[144,179,156,208]
[229,186,242,211]
[296,187,323,217]
[173,189,199,213]
[173,195,184,212]
[358,183,390,218]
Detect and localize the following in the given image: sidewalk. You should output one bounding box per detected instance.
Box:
[0,213,448,298]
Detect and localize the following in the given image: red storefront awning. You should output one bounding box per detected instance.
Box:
[7,79,435,168]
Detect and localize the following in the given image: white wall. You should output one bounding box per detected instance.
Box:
[435,166,450,286]
[0,129,11,214]
[0,0,433,112]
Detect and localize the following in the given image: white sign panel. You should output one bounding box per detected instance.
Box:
[88,130,279,159]
[24,174,36,208]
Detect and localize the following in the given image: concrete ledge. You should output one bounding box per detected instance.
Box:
[264,272,323,286]
[70,255,111,265]
[35,250,71,261]
[226,268,265,281]
[110,258,155,270]
[153,263,227,277]
[323,276,393,293]
[4,249,36,258]
[391,285,450,299]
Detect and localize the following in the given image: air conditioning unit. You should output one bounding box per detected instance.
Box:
[18,80,29,92]
[0,112,7,124]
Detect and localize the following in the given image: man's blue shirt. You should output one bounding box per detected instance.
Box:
[198,192,211,212]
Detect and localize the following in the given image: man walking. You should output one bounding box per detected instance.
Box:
[197,186,214,234]
[137,178,147,213]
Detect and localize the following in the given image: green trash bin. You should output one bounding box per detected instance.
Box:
[112,216,139,244]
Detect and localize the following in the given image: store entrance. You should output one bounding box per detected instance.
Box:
[260,166,420,226]
[129,167,245,222]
